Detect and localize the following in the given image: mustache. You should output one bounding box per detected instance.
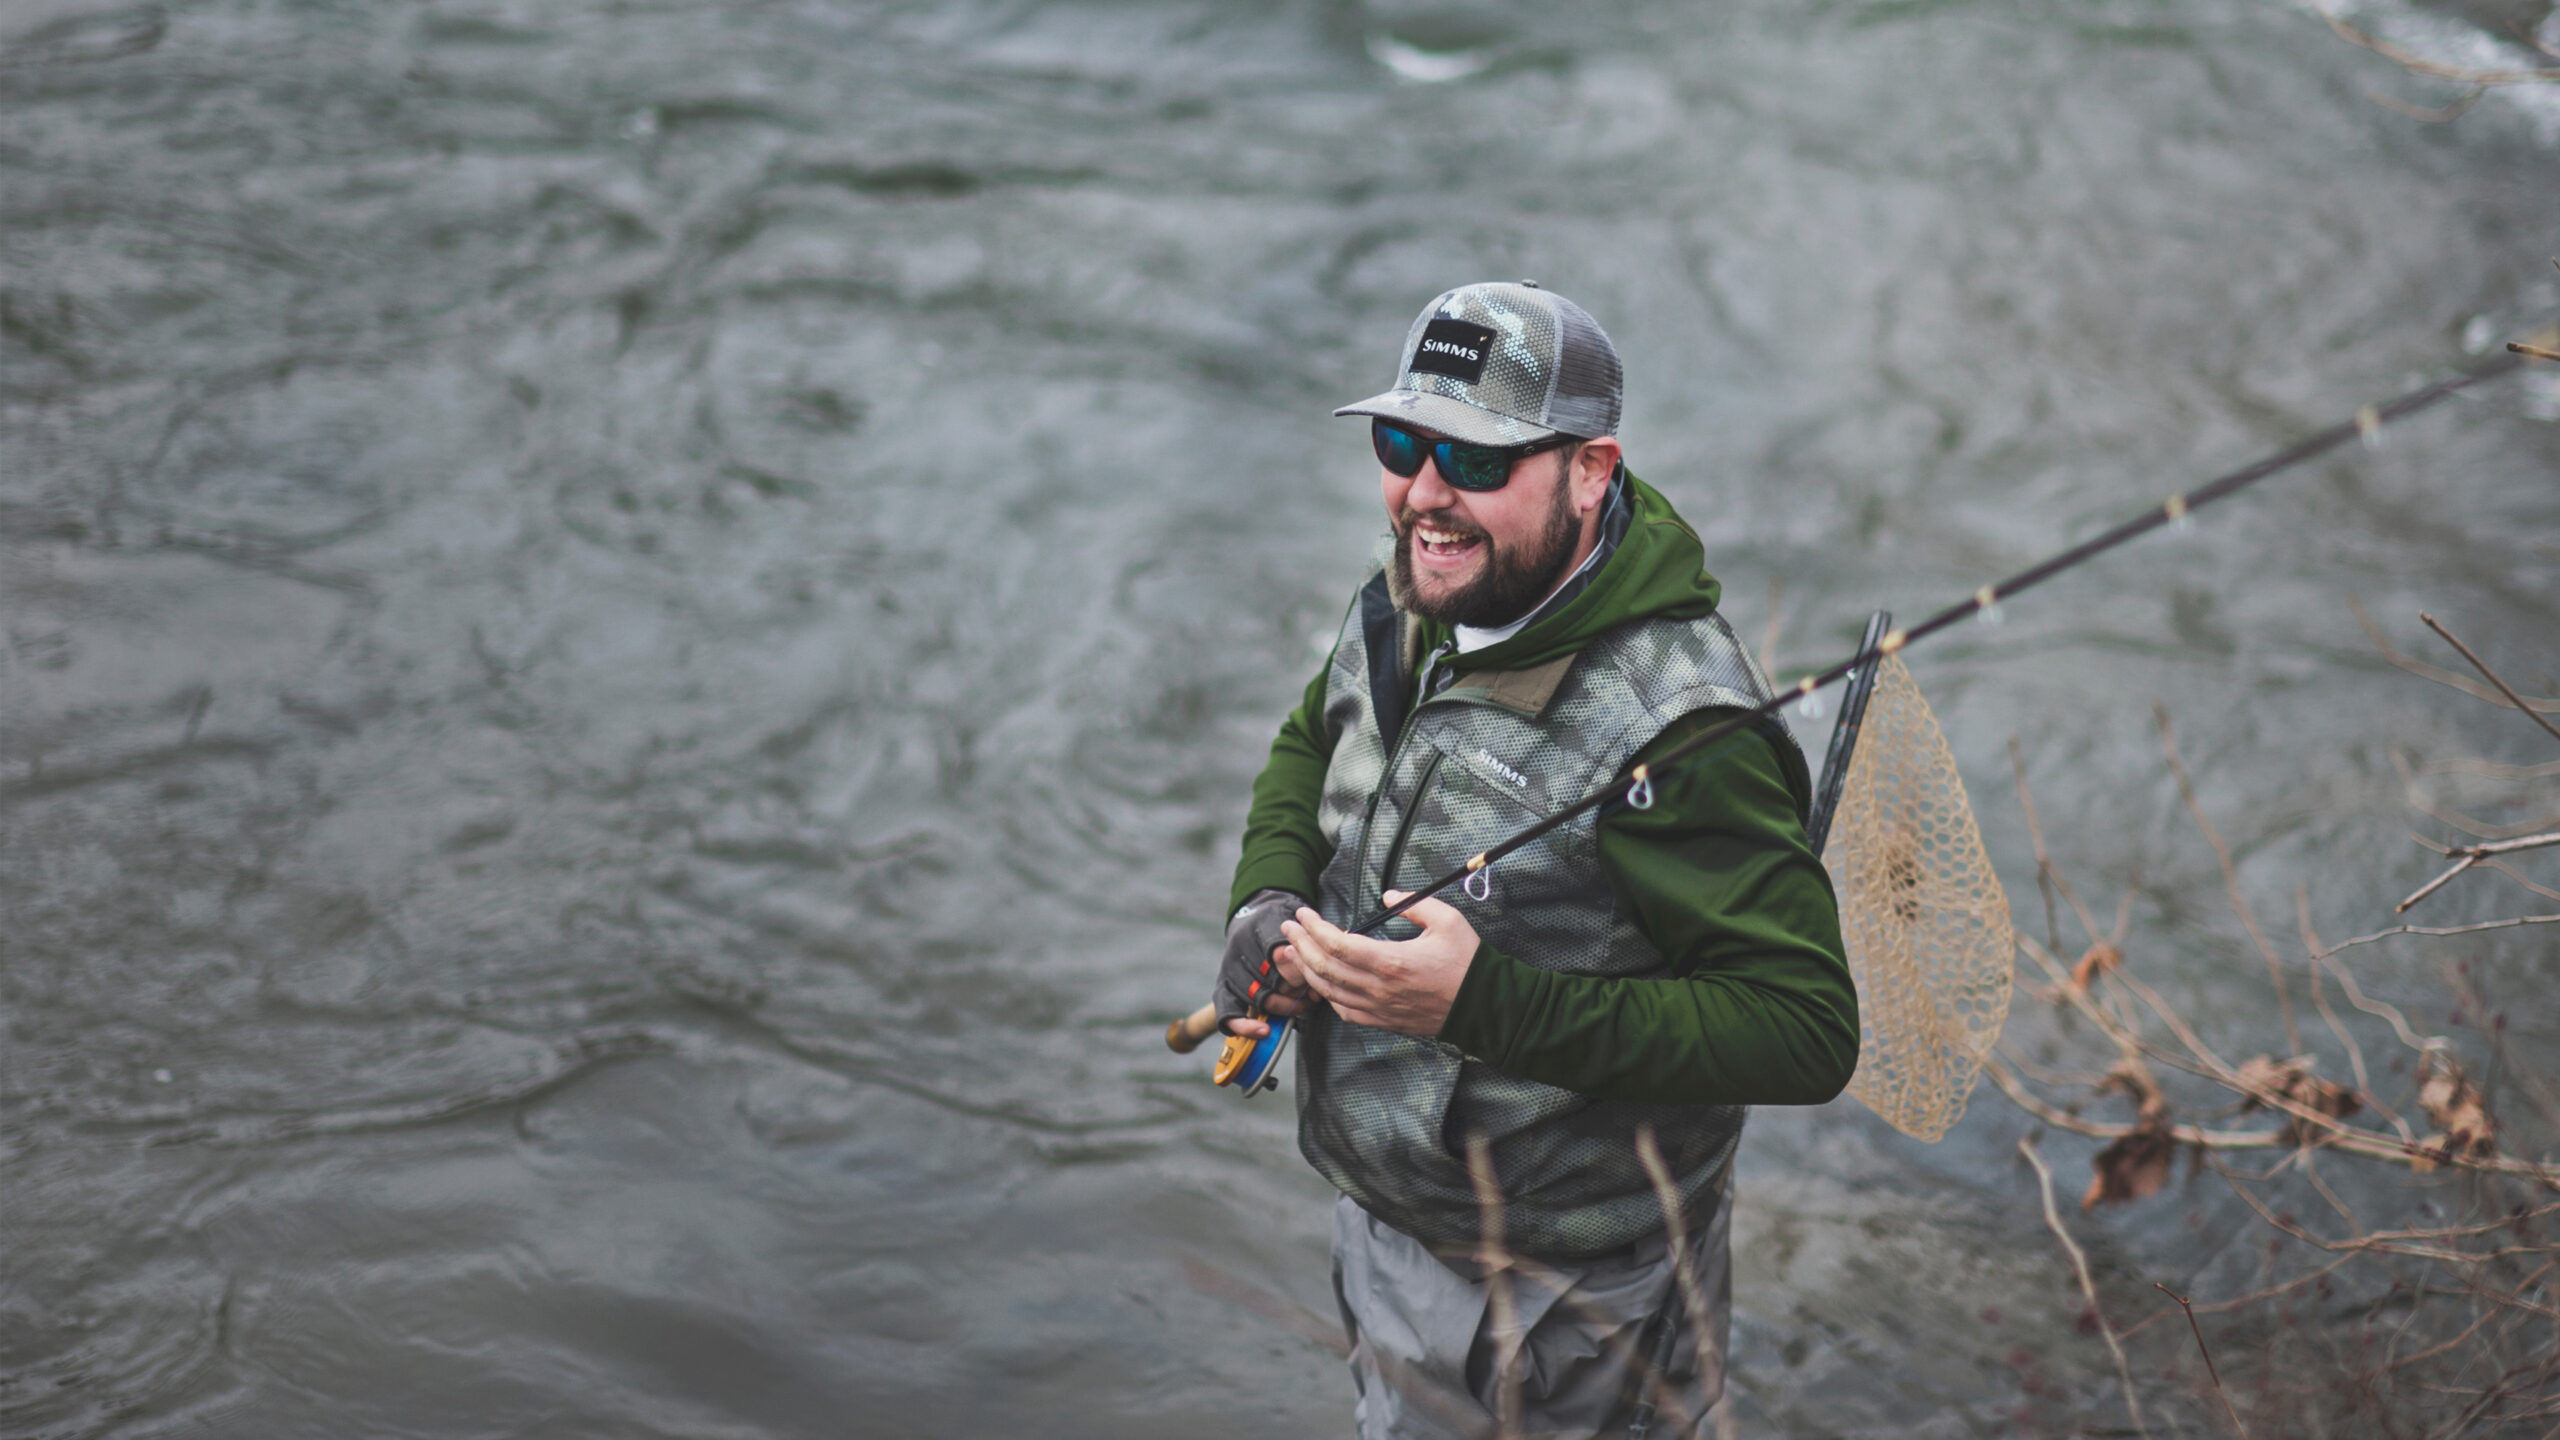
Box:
[1394,508,1488,543]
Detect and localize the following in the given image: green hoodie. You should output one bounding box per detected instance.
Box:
[1228,471,1858,1107]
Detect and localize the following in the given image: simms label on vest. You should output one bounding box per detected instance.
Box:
[1476,747,1529,790]
[1407,319,1497,384]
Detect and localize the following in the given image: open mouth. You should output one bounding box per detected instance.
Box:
[1410,523,1485,568]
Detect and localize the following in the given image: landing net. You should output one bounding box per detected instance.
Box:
[1821,654,2012,1142]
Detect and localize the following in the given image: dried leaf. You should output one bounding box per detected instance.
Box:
[2233,1054,2290,1100]
[2083,1122,2179,1208]
[2416,1054,2496,1161]
[2069,942,2122,992]
[2096,1056,2169,1125]
[2233,1054,2362,1143]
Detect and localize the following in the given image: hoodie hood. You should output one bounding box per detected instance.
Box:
[1423,467,1723,676]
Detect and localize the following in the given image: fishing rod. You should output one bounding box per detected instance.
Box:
[1167,346,2534,1080]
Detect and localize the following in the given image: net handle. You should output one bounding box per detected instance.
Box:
[1805,610,1892,855]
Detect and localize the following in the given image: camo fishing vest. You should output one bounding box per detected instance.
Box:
[1296,558,1793,1262]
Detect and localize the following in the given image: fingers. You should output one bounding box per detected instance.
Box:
[1269,942,1309,992]
[1223,1016,1270,1038]
[1287,906,1394,1013]
[1281,909,1351,1004]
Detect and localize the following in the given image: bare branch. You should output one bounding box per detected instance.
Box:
[1633,1124,1712,1440]
[2155,1283,2249,1438]
[2349,594,2560,714]
[2296,887,2377,1104]
[2479,857,2560,905]
[1984,617,2560,1426]
[2413,830,2560,860]
[2019,1138,2152,1438]
[1463,1131,1525,1440]
[2315,2,2560,89]
[2311,913,2560,963]
[2012,737,2065,957]
[2398,854,2485,913]
[2421,612,2560,749]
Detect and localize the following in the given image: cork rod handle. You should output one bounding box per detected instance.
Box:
[1165,1003,1223,1054]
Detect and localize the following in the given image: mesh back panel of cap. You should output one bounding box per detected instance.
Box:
[1822,654,2012,1142]
[1545,296,1622,439]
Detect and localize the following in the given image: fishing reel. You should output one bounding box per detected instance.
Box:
[1211,1015,1293,1095]
[1166,1004,1293,1095]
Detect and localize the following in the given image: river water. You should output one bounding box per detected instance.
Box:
[4,0,2557,1434]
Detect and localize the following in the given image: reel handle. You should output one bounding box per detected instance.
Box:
[1165,1002,1222,1054]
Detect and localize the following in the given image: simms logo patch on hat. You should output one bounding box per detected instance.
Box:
[1406,318,1496,384]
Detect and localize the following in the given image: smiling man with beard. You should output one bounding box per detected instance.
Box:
[1206,282,1857,1439]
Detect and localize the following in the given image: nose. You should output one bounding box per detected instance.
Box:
[1406,453,1459,509]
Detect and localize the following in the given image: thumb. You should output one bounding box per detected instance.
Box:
[1381,888,1465,931]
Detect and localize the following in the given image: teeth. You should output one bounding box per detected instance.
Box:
[1418,528,1475,546]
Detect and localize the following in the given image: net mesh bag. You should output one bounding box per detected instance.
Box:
[1821,654,2013,1141]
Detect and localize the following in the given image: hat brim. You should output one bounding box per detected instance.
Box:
[1332,389,1565,447]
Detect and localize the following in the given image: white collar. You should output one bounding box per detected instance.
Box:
[1452,538,1608,653]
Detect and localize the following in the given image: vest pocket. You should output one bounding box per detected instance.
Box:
[1426,729,1560,824]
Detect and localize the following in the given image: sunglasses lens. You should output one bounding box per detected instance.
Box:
[1442,443,1512,492]
[1371,420,1427,478]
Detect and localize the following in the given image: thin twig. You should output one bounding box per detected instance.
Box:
[2019,1138,2153,1439]
[1464,1131,1526,1440]
[2311,914,2560,963]
[2480,858,2560,905]
[2400,854,2486,913]
[2303,1147,2364,1233]
[2116,1254,2360,1339]
[2413,831,2560,861]
[2156,1282,2248,1437]
[2013,737,2064,958]
[1633,1123,1713,1440]
[2311,951,2448,1074]
[2366,84,2487,122]
[2315,3,2560,86]
[2157,704,2302,1054]
[2297,888,2376,1103]
[2511,342,2560,363]
[2392,750,2560,840]
[2350,594,2560,714]
[2421,613,2560,748]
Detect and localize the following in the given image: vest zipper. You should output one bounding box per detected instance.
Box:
[1353,639,1456,898]
[1372,749,1444,899]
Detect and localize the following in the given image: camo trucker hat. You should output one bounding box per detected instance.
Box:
[1333,280,1623,446]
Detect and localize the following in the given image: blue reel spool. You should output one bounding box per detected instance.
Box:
[1213,1014,1293,1095]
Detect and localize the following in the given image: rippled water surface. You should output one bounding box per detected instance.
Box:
[4,0,2558,1434]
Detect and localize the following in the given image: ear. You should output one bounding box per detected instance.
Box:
[1569,437,1622,517]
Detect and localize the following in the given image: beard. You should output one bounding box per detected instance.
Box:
[1386,472,1583,629]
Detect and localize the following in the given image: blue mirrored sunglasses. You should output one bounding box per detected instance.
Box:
[1371,418,1573,493]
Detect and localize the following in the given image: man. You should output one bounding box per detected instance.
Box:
[1208,281,1858,1438]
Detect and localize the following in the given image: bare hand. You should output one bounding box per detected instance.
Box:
[1223,942,1311,1038]
[1283,890,1478,1037]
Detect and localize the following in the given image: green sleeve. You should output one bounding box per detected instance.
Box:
[1435,707,1859,1106]
[1226,658,1340,914]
